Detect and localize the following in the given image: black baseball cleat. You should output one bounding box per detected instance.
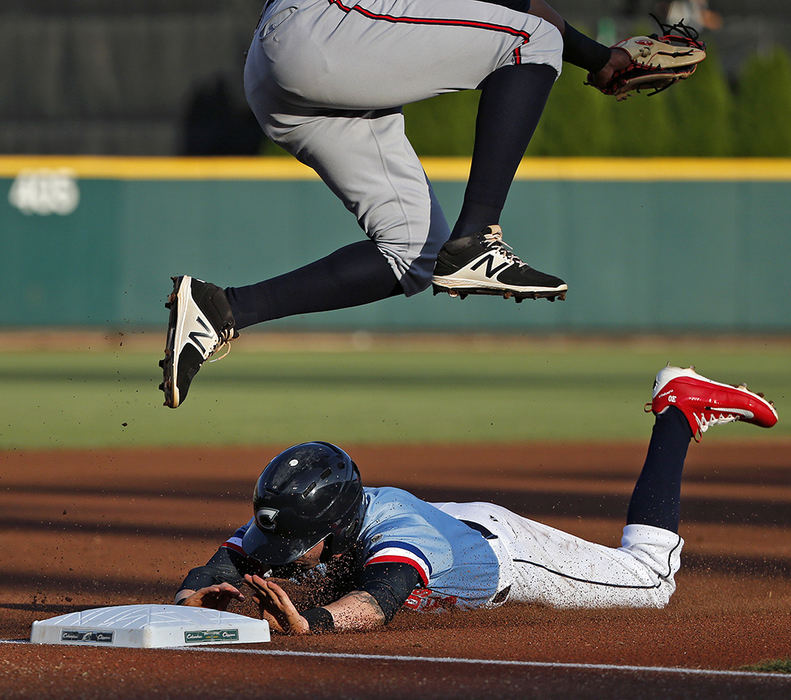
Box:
[160,275,237,408]
[431,225,567,302]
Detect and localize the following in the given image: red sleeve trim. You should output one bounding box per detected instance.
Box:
[221,541,245,555]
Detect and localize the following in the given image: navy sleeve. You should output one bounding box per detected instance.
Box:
[358,562,423,623]
[179,546,261,592]
[475,0,531,12]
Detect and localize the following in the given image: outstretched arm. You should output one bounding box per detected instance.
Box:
[245,561,422,634]
[245,575,386,634]
[324,590,386,630]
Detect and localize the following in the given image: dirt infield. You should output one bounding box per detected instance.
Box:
[2,442,790,698]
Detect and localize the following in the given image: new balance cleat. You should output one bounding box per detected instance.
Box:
[160,275,237,408]
[646,365,778,441]
[431,225,567,302]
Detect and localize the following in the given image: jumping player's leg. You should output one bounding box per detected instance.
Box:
[226,241,402,331]
[450,62,557,240]
[430,61,569,302]
[160,0,564,406]
[255,0,569,303]
[232,59,566,326]
[226,108,449,327]
[431,0,631,302]
[160,106,449,406]
[448,0,611,241]
[448,0,625,240]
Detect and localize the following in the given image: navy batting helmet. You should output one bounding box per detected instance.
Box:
[241,441,365,567]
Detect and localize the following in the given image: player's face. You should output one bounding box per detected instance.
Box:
[293,539,325,568]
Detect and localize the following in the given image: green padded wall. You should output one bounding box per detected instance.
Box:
[2,157,789,331]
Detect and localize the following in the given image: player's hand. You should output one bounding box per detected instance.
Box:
[244,574,310,635]
[586,46,631,92]
[179,583,244,610]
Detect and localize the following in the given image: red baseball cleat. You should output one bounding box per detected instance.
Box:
[646,366,778,441]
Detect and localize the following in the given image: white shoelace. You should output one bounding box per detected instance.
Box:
[694,411,739,434]
[208,327,236,364]
[482,228,527,268]
[208,341,232,363]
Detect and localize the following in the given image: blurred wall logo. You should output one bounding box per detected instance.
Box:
[8,168,80,215]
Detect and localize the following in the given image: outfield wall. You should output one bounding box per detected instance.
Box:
[2,156,790,332]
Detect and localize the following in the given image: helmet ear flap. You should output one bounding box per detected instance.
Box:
[324,490,365,558]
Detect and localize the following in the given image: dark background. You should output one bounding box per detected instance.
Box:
[2,0,789,155]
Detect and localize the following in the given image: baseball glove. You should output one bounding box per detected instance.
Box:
[590,15,707,100]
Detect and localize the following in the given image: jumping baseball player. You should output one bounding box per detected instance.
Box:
[174,366,777,633]
[161,1,706,409]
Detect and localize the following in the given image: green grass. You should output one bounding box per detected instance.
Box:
[739,659,791,673]
[1,339,789,449]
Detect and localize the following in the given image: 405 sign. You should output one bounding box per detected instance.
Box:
[8,168,80,216]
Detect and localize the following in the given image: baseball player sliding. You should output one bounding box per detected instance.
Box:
[160,0,646,408]
[174,366,777,633]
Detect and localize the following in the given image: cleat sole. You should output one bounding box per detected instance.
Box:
[432,283,567,303]
[159,277,184,409]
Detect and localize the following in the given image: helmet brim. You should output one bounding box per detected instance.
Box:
[241,523,323,567]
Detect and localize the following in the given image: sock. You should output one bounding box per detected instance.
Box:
[225,240,402,330]
[450,62,556,239]
[626,407,693,533]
